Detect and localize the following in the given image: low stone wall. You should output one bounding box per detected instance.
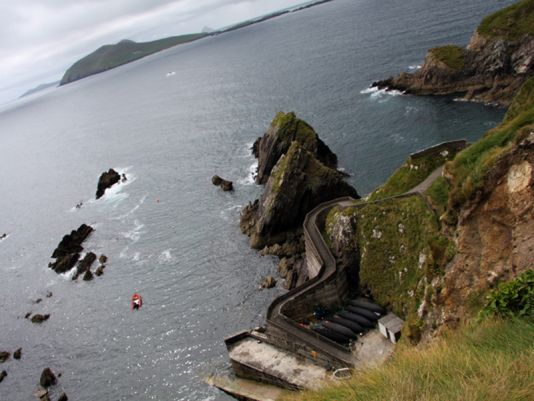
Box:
[410,139,467,159]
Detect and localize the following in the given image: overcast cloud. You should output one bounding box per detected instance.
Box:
[0,0,299,104]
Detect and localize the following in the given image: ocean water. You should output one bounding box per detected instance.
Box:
[0,0,512,400]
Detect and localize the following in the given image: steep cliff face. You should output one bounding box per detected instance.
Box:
[374,0,534,106]
[241,141,357,249]
[254,112,337,184]
[324,77,534,341]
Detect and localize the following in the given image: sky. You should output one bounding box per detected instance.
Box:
[0,0,303,104]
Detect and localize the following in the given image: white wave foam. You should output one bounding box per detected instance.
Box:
[166,71,176,77]
[237,161,258,185]
[113,194,148,220]
[158,249,173,263]
[97,166,136,206]
[121,219,145,242]
[132,252,141,261]
[361,86,404,101]
[408,64,422,70]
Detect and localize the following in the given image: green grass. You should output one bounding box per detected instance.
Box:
[429,45,465,70]
[284,318,534,401]
[446,106,534,214]
[477,0,534,41]
[505,77,534,122]
[425,176,450,217]
[325,196,451,340]
[369,149,455,201]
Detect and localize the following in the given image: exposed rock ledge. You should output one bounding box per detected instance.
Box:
[373,1,534,106]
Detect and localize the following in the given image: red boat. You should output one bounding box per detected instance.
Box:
[131,293,143,310]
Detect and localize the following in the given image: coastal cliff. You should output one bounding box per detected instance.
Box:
[60,34,205,85]
[374,0,534,106]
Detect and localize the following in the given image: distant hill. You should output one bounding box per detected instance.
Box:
[20,81,59,98]
[60,34,206,85]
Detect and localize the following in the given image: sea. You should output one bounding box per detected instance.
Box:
[0,0,514,400]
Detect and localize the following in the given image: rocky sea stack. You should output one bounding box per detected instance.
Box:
[241,112,358,250]
[241,112,358,287]
[374,0,534,106]
[96,168,121,199]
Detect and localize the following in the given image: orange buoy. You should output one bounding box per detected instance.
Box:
[131,293,143,310]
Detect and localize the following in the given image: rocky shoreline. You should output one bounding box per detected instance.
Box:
[373,6,534,106]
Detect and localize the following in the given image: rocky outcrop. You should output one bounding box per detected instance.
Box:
[58,393,68,401]
[0,352,9,363]
[211,175,233,191]
[96,169,120,199]
[49,224,93,274]
[30,314,50,324]
[73,252,96,280]
[13,348,21,360]
[428,135,534,328]
[241,141,358,249]
[0,370,6,383]
[254,112,338,184]
[373,2,534,106]
[39,368,56,388]
[260,275,277,289]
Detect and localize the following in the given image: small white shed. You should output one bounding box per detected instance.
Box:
[378,313,404,343]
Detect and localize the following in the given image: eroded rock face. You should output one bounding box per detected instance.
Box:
[241,141,358,249]
[73,252,96,280]
[49,224,93,274]
[260,275,276,289]
[255,112,337,184]
[374,30,534,106]
[430,147,534,328]
[40,368,56,388]
[96,169,121,199]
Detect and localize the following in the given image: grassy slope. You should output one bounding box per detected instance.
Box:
[284,318,534,401]
[477,0,534,40]
[429,45,465,70]
[60,34,206,84]
[368,148,457,201]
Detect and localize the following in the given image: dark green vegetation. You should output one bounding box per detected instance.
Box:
[481,270,534,318]
[424,176,450,217]
[60,34,206,85]
[428,45,465,70]
[285,318,534,401]
[504,77,534,122]
[326,195,454,341]
[477,0,534,40]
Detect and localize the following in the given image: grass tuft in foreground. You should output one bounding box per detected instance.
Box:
[283,318,534,401]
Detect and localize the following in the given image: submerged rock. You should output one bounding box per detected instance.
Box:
[39,368,56,388]
[30,314,50,324]
[95,265,104,276]
[0,352,10,363]
[211,175,233,191]
[96,168,121,199]
[98,254,107,264]
[254,112,338,184]
[58,393,68,401]
[0,370,6,383]
[13,348,21,360]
